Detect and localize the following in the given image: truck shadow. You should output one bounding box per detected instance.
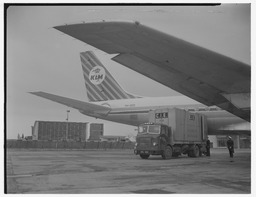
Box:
[140,155,209,161]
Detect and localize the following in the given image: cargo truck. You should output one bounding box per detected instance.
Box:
[134,108,208,159]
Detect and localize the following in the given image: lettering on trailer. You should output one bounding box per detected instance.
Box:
[189,114,195,121]
[155,112,168,119]
[89,66,106,85]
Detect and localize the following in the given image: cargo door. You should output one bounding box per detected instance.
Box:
[185,112,201,141]
[173,108,185,141]
[200,115,204,141]
[200,115,208,141]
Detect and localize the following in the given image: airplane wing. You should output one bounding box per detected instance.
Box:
[54,22,250,122]
[30,92,111,116]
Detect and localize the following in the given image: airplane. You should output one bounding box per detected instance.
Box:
[31,51,250,135]
[53,21,250,123]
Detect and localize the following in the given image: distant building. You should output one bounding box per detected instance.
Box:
[88,123,104,141]
[208,135,251,149]
[32,121,88,141]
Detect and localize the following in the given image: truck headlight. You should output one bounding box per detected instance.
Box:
[153,142,158,146]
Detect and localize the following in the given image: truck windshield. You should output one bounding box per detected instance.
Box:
[138,125,161,134]
[138,125,148,134]
[148,125,160,134]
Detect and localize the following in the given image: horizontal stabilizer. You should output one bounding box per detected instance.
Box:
[30,91,110,116]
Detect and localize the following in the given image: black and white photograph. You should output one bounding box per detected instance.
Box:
[5,3,251,194]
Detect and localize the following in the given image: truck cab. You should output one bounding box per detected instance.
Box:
[134,123,173,159]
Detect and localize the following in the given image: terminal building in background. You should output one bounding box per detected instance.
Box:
[208,135,250,149]
[31,121,107,142]
[30,121,250,148]
[88,123,104,141]
[31,121,125,142]
[32,121,88,141]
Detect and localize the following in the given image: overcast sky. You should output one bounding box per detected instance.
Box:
[6,4,250,139]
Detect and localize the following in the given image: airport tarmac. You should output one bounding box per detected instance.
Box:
[6,148,251,194]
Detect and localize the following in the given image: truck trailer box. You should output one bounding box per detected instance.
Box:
[148,108,208,142]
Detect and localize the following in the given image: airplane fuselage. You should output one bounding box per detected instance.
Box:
[79,96,250,135]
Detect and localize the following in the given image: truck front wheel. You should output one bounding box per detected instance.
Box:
[162,146,173,160]
[140,154,150,159]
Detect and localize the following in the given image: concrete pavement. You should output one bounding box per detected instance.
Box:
[6,148,251,194]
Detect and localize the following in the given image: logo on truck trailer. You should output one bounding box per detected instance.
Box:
[155,112,168,119]
[189,114,195,121]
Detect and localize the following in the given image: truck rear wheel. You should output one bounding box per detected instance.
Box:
[162,146,173,160]
[199,147,203,157]
[188,145,199,157]
[172,152,180,157]
[140,154,150,159]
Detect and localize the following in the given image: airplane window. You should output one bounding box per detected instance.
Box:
[209,107,217,111]
[198,108,206,111]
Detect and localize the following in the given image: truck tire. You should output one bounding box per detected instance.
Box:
[188,145,199,157]
[172,152,179,157]
[199,148,202,157]
[162,146,173,160]
[140,154,150,159]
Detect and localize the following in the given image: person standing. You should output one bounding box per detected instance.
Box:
[227,136,234,158]
[206,137,211,156]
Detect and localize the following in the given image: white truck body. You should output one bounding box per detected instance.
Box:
[148,108,208,143]
[134,108,208,159]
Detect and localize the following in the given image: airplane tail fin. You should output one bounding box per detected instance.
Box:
[80,51,140,102]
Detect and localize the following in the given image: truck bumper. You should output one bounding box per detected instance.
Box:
[134,149,162,155]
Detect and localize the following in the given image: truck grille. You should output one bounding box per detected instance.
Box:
[138,137,151,147]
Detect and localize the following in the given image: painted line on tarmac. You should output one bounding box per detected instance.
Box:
[7,174,33,178]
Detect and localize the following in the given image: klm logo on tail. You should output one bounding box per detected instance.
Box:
[89,66,106,85]
[80,51,139,102]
